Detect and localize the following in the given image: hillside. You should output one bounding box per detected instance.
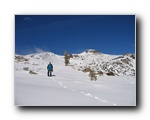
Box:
[15,50,136,106]
[68,49,135,76]
[15,49,135,76]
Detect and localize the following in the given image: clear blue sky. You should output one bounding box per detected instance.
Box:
[15,15,135,55]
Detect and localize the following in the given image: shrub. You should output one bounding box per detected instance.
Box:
[73,54,79,57]
[89,69,97,81]
[15,56,28,62]
[82,67,92,73]
[106,72,115,76]
[97,70,103,76]
[64,50,70,66]
[68,54,73,58]
[23,67,29,71]
[130,54,135,59]
[121,58,130,64]
[29,70,37,75]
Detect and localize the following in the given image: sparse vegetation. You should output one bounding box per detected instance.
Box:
[15,49,135,76]
[73,54,79,57]
[97,70,103,76]
[113,61,122,65]
[32,63,38,66]
[130,54,135,59]
[106,72,115,76]
[15,56,28,62]
[29,70,37,75]
[82,67,92,73]
[89,69,97,81]
[121,58,130,64]
[64,50,70,66]
[68,54,73,59]
[23,67,29,71]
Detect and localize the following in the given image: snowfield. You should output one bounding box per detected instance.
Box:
[15,51,136,106]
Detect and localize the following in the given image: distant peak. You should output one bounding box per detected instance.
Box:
[84,49,101,54]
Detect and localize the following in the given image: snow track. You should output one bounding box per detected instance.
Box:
[52,78,116,106]
[15,69,136,106]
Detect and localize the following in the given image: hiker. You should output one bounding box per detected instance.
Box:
[47,62,53,77]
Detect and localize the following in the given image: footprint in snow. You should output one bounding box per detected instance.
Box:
[84,93,93,97]
[55,80,77,91]
[67,88,76,92]
[94,96,109,103]
[81,92,93,97]
[94,96,116,105]
[63,86,67,89]
[58,81,63,86]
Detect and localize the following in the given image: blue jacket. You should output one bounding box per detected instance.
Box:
[47,64,53,71]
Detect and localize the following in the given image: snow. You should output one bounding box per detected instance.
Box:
[15,52,136,106]
[69,51,135,76]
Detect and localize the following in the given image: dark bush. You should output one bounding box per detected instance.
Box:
[82,67,92,73]
[64,50,69,66]
[106,72,115,76]
[97,71,103,76]
[23,67,29,71]
[89,69,97,81]
[68,54,73,59]
[29,70,37,75]
[121,58,130,64]
[73,54,79,57]
[130,54,135,59]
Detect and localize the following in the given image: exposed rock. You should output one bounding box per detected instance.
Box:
[85,49,101,54]
[121,58,130,64]
[15,55,28,62]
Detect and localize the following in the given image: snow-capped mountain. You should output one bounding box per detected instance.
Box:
[69,49,135,76]
[15,49,135,76]
[15,50,136,106]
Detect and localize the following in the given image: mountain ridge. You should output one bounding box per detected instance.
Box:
[15,50,135,76]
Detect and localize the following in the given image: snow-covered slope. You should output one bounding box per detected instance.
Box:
[69,49,135,76]
[15,50,135,76]
[15,50,136,106]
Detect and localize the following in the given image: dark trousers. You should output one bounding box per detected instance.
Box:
[47,70,52,76]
